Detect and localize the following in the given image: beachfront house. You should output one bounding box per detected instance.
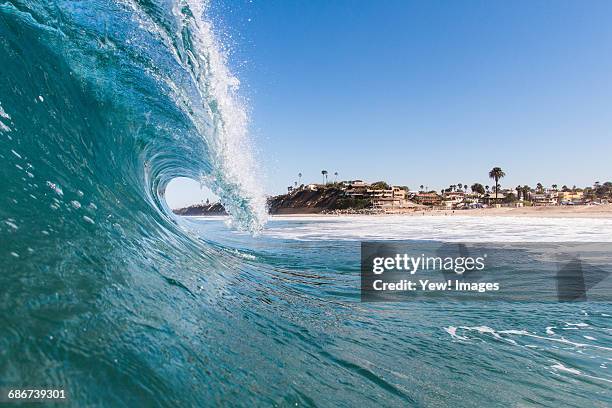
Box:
[558,190,584,203]
[464,193,482,205]
[442,191,466,208]
[412,192,443,207]
[342,179,369,188]
[371,187,413,211]
[532,190,558,206]
[343,183,412,211]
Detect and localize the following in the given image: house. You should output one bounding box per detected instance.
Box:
[440,191,465,209]
[463,193,482,204]
[370,187,409,210]
[413,192,443,207]
[372,187,416,210]
[344,186,368,198]
[343,179,369,187]
[558,191,583,203]
[532,190,558,206]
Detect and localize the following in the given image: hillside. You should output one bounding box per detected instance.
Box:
[172,187,372,216]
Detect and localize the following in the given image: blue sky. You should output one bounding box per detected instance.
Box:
[167,0,612,207]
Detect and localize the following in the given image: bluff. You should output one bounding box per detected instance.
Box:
[172,187,372,215]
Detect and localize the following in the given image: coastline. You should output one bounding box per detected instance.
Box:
[181,204,612,220]
[269,204,612,219]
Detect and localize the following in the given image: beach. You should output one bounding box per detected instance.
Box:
[398,203,612,219]
[269,203,612,219]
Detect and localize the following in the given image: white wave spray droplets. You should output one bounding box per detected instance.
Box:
[168,0,268,232]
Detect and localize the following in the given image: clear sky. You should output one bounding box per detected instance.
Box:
[167,0,612,208]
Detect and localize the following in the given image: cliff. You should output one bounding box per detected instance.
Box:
[172,187,372,216]
[173,202,227,216]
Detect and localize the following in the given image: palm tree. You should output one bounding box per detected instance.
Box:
[522,185,531,201]
[515,185,522,200]
[552,184,558,191]
[321,170,328,185]
[420,184,424,192]
[485,185,490,193]
[536,182,543,192]
[471,183,485,195]
[488,167,506,202]
[457,183,463,191]
[334,171,338,183]
[298,172,302,186]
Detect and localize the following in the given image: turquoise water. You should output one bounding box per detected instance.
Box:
[1,0,611,406]
[182,216,612,406]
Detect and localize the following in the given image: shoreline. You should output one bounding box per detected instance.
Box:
[183,204,612,220]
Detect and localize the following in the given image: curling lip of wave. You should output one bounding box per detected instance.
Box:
[0,0,266,232]
[148,0,268,231]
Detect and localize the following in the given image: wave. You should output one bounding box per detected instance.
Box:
[3,2,610,406]
[0,1,268,402]
[0,0,266,234]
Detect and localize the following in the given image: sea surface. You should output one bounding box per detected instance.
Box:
[1,0,611,406]
[172,215,612,407]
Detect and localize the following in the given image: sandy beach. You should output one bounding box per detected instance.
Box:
[269,204,612,219]
[403,204,612,218]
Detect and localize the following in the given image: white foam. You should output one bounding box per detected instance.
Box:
[0,104,10,119]
[181,1,267,231]
[0,104,11,132]
[4,220,18,230]
[565,322,589,327]
[551,363,612,383]
[46,181,63,196]
[260,215,612,242]
[584,336,596,341]
[450,325,612,351]
[551,363,581,375]
[444,326,468,340]
[0,121,10,132]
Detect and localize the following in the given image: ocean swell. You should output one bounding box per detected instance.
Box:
[0,0,266,233]
[0,1,267,403]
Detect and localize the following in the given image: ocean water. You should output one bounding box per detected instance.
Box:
[178,215,612,406]
[1,0,611,406]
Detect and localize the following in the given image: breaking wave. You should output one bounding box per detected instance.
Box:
[0,0,266,234]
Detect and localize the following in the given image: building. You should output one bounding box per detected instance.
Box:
[463,193,482,204]
[558,191,583,203]
[532,191,558,206]
[442,191,465,208]
[344,186,368,198]
[413,192,443,207]
[343,179,369,187]
[369,187,410,210]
